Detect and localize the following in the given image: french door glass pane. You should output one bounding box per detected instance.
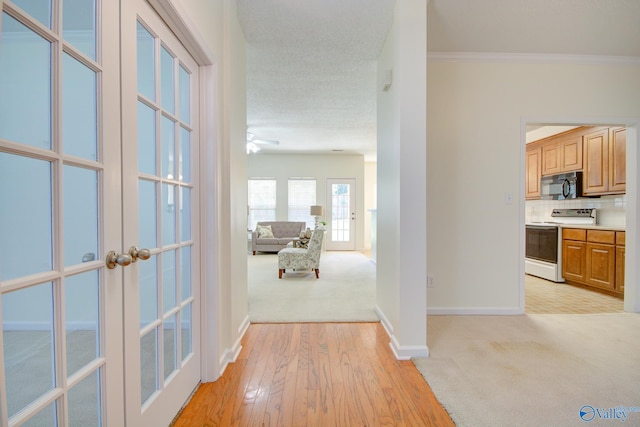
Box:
[180,246,191,300]
[139,180,158,249]
[181,303,192,362]
[140,255,159,328]
[161,46,175,114]
[332,184,350,242]
[180,187,191,241]
[164,314,177,379]
[161,116,175,179]
[137,102,157,175]
[162,183,176,245]
[67,370,102,427]
[10,0,52,28]
[136,22,155,101]
[2,282,55,418]
[178,66,190,124]
[179,127,191,183]
[141,329,158,404]
[62,0,96,60]
[65,271,100,376]
[22,402,57,427]
[0,13,51,149]
[162,250,176,313]
[0,153,52,281]
[64,165,98,267]
[63,54,97,160]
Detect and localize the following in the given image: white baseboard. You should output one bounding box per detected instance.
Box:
[375,305,429,360]
[389,336,429,360]
[238,314,250,336]
[218,315,250,377]
[427,307,524,315]
[375,305,393,335]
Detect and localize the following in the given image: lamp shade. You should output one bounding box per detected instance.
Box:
[309,205,323,216]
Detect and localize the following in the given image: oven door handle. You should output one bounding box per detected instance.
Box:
[526,225,558,231]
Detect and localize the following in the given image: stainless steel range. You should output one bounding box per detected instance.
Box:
[525,208,597,282]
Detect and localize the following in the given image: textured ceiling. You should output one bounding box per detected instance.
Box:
[237,0,394,160]
[238,0,640,160]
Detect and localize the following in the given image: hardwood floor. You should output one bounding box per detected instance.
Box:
[173,323,453,426]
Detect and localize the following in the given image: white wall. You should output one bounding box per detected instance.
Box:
[247,153,366,250]
[426,57,640,313]
[376,0,428,359]
[364,161,377,250]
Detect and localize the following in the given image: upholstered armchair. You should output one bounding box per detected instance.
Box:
[278,229,324,279]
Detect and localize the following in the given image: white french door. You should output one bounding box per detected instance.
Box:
[0,0,124,425]
[120,0,201,425]
[0,0,201,426]
[325,178,357,251]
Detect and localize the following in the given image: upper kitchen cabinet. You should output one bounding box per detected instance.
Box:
[525,145,542,200]
[609,127,626,193]
[541,134,583,176]
[526,125,626,199]
[583,127,626,196]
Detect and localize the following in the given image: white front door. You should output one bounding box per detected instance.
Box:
[120,1,201,425]
[0,1,124,425]
[0,1,201,425]
[325,179,357,250]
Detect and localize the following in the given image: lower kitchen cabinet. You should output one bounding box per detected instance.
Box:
[616,231,625,294]
[562,228,624,296]
[562,239,586,282]
[585,242,616,291]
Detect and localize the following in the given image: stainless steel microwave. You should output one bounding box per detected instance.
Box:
[540,171,583,200]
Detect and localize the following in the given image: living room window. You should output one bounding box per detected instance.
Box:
[288,178,316,229]
[248,178,276,229]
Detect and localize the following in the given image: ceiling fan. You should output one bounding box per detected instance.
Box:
[246,131,279,153]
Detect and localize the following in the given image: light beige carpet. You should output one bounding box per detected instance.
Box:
[413,314,640,427]
[248,251,378,322]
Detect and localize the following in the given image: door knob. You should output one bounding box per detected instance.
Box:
[105,251,133,269]
[129,246,151,262]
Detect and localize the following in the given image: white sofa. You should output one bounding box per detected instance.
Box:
[251,221,306,255]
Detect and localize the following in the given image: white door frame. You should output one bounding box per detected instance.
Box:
[143,0,221,382]
[519,118,640,314]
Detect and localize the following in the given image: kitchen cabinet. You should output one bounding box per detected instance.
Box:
[616,231,625,294]
[525,146,542,200]
[562,229,586,283]
[609,127,626,193]
[527,126,625,198]
[585,230,616,291]
[583,127,626,195]
[583,128,609,194]
[562,228,624,296]
[541,135,583,176]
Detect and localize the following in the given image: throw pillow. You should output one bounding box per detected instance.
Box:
[256,224,274,238]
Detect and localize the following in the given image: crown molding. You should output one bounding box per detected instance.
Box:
[427,51,640,65]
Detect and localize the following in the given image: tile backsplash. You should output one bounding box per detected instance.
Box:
[526,195,626,227]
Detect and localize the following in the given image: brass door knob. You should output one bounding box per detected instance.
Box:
[105,251,133,269]
[129,246,151,262]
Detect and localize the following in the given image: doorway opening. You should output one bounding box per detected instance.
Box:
[523,122,631,314]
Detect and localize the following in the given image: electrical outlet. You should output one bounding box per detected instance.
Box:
[427,275,435,288]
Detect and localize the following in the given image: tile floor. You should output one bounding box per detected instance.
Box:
[525,274,624,314]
